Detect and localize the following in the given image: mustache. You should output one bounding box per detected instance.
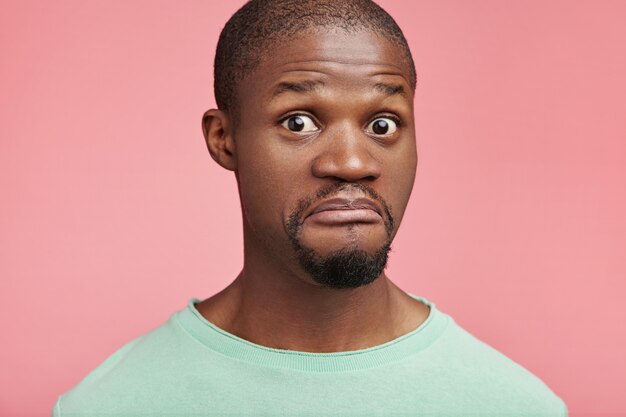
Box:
[287,182,395,236]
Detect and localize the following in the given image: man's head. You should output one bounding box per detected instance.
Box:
[203,0,417,290]
[213,0,417,122]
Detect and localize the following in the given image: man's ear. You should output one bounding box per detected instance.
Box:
[202,109,237,171]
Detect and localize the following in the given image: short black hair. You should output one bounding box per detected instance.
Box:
[213,0,417,116]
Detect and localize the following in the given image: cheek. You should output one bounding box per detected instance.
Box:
[384,146,417,224]
[236,140,308,233]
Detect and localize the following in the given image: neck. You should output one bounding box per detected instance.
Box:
[195,230,429,353]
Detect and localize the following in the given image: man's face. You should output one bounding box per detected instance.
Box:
[232,28,417,289]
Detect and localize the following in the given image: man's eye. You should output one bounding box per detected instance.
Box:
[281,115,319,133]
[366,117,398,135]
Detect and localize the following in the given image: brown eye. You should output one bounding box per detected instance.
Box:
[366,117,398,135]
[281,115,318,133]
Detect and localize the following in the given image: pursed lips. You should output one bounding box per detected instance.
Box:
[310,198,381,216]
[304,197,383,225]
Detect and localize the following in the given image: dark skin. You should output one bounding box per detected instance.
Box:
[199,28,430,353]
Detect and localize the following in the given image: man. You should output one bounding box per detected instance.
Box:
[53,1,568,416]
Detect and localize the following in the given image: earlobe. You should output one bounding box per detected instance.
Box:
[202,109,237,171]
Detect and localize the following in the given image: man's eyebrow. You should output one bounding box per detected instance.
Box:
[270,80,407,99]
[271,80,326,98]
[373,82,406,97]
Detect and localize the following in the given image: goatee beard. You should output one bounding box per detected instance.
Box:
[289,238,392,289]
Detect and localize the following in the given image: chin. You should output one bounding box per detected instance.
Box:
[296,243,391,290]
[288,231,392,290]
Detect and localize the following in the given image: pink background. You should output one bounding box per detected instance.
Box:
[1,1,625,416]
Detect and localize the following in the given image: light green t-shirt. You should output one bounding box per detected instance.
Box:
[53,294,568,416]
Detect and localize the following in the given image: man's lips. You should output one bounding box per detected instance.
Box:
[304,197,383,225]
[309,197,382,216]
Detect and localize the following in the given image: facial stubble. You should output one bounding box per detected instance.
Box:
[286,183,395,289]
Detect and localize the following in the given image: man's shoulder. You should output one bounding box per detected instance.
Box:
[442,317,553,381]
[431,315,568,415]
[54,311,197,416]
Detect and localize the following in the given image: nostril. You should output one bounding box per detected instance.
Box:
[327,174,378,183]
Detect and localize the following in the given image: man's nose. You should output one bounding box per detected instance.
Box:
[310,122,382,182]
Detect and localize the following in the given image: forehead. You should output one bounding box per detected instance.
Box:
[238,29,413,105]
